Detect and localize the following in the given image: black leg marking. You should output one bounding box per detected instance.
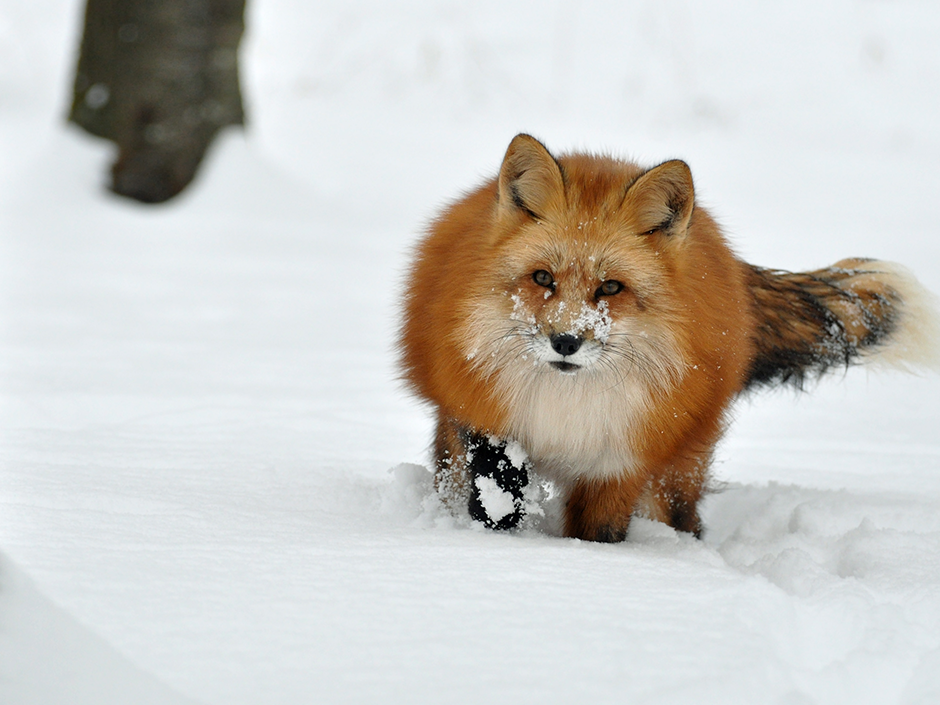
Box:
[463,431,530,530]
[593,525,628,544]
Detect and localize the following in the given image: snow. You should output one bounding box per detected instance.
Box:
[2,1,940,704]
[503,439,529,471]
[0,552,200,705]
[472,476,516,524]
[572,299,612,343]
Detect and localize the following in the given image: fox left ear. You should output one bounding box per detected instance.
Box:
[497,134,566,221]
[623,160,695,237]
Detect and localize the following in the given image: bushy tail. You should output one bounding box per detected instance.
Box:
[744,258,939,390]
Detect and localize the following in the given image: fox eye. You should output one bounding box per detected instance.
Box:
[596,280,624,297]
[532,270,555,288]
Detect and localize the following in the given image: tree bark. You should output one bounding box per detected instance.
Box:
[69,0,247,203]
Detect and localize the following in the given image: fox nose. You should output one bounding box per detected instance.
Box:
[550,333,582,357]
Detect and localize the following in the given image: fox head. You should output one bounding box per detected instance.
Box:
[461,134,694,398]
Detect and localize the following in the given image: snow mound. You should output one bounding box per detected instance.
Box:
[0,552,199,705]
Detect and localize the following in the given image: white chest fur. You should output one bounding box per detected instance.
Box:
[500,367,650,484]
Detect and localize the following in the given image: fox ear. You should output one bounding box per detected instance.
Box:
[497,134,565,221]
[623,160,695,236]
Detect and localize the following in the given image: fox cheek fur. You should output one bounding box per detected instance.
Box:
[400,133,940,543]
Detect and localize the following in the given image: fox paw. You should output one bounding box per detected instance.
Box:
[464,434,530,530]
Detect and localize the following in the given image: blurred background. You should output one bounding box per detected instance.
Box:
[3,0,939,271]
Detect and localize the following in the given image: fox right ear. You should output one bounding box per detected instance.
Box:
[623,159,695,237]
[497,134,565,221]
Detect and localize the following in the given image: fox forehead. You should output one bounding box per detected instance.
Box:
[558,152,647,208]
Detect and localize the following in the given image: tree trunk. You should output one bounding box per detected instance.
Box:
[69,0,247,204]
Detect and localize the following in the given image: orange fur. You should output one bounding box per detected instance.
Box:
[400,134,938,542]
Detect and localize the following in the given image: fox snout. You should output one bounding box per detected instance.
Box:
[550,333,582,357]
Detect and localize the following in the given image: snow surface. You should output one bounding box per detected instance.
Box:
[2,1,940,703]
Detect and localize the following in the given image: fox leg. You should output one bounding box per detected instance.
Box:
[566,452,709,542]
[565,474,648,542]
[434,417,529,530]
[636,452,710,538]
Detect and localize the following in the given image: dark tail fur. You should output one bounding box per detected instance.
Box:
[744,258,939,390]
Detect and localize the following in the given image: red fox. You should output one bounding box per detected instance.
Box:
[400,134,938,542]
